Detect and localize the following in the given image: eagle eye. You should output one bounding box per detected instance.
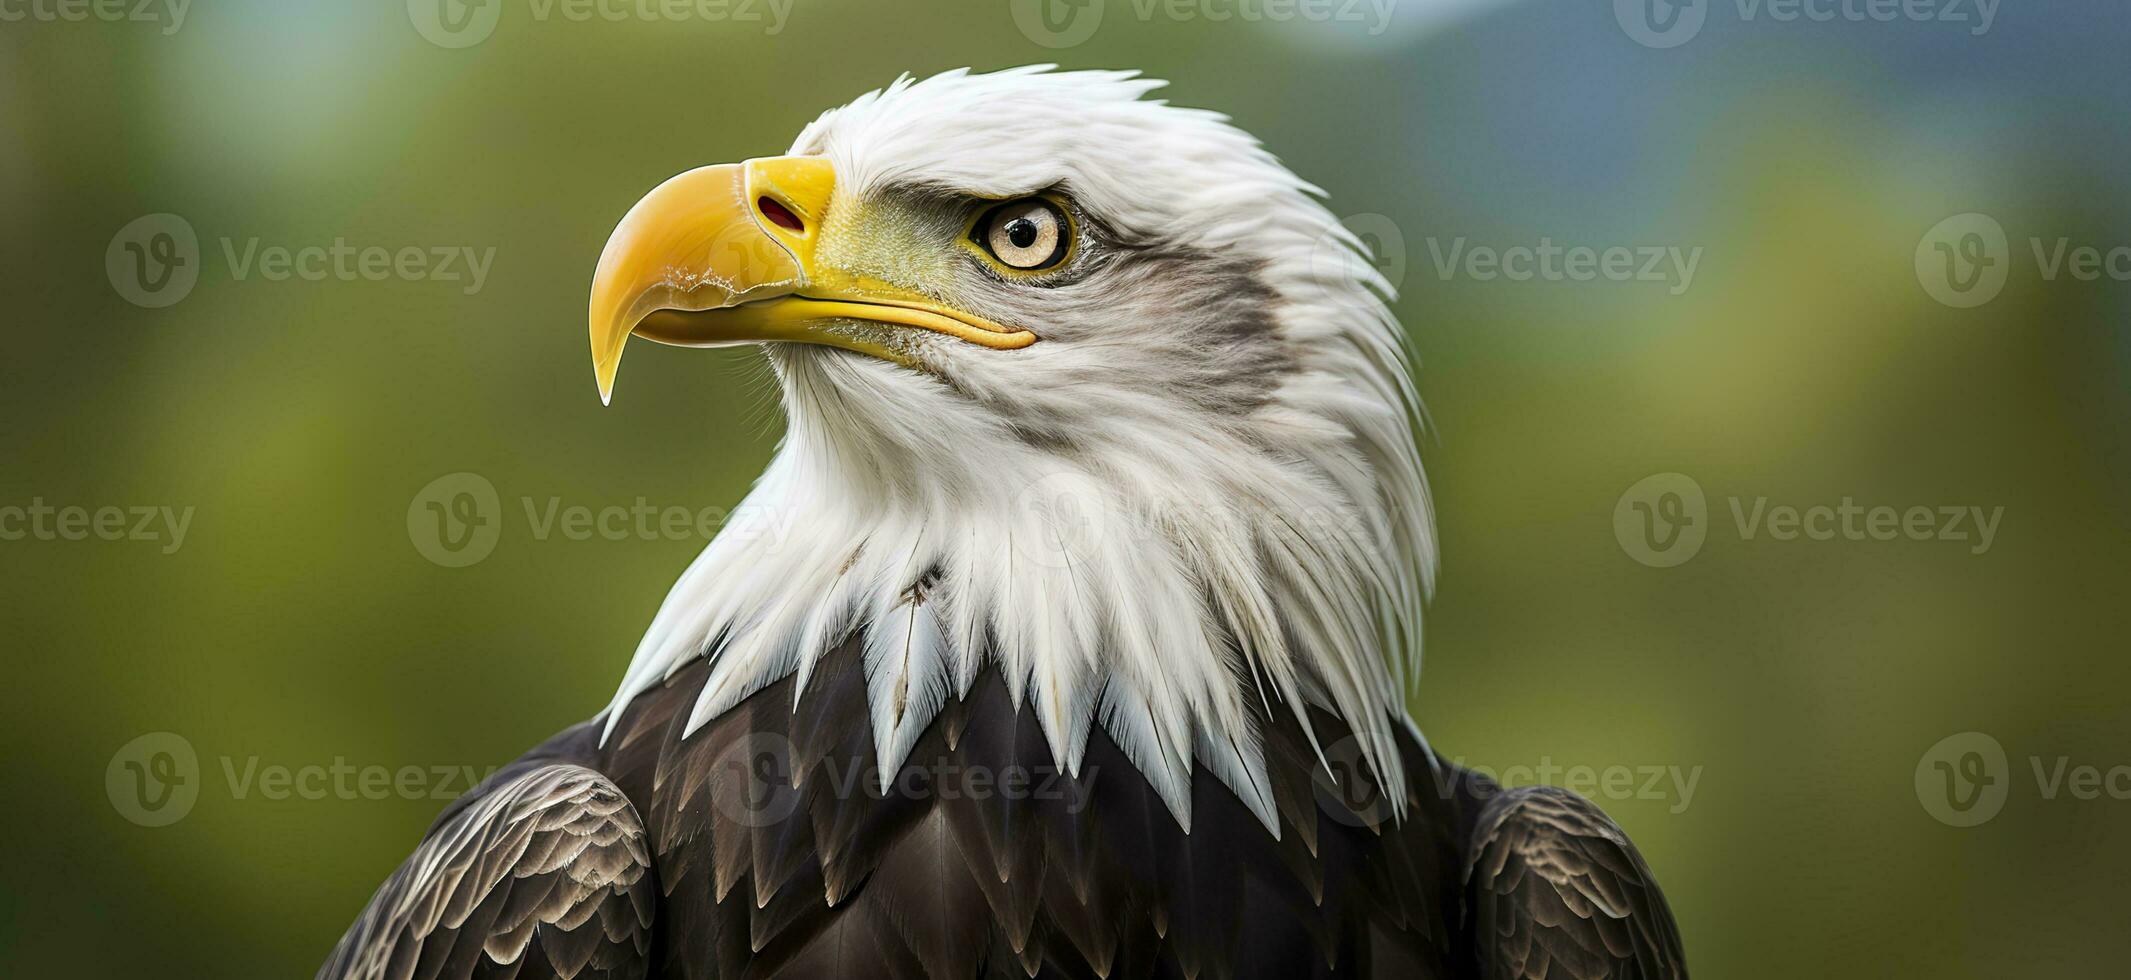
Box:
[973,198,1071,272]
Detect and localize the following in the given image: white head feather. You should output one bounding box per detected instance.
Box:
[600,66,1435,833]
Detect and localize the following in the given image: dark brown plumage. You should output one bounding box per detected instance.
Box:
[318,637,1686,979]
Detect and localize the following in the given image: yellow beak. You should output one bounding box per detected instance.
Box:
[587,156,1037,403]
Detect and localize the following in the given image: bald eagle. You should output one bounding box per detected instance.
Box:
[320,67,1687,980]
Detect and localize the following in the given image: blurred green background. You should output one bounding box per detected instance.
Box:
[5,0,2129,976]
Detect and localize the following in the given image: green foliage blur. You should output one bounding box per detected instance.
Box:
[4,0,2128,976]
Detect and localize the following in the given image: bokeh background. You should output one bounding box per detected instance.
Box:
[5,0,2130,975]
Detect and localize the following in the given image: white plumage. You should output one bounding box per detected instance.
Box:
[599,66,1435,833]
[861,589,952,787]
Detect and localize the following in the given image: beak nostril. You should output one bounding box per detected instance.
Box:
[758,197,804,233]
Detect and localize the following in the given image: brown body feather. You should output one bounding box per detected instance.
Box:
[320,638,1685,979]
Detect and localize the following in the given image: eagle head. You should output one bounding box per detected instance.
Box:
[588,67,1433,830]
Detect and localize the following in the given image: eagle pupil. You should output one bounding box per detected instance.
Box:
[1006,218,1039,249]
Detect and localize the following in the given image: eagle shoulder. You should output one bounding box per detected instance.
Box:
[316,762,655,980]
[1464,783,1688,979]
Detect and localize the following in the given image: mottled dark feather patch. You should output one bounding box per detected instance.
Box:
[320,641,1685,980]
